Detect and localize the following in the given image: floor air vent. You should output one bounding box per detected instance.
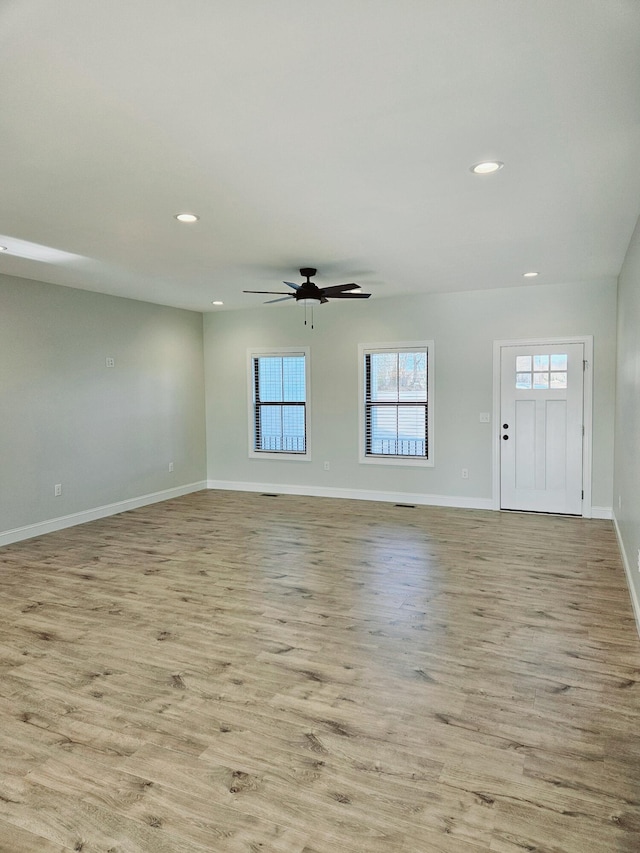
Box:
[395,503,416,508]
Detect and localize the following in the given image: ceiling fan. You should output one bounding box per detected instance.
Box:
[243,267,372,305]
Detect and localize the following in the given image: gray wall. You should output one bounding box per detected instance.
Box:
[0,274,207,537]
[614,214,640,622]
[0,272,620,544]
[204,279,617,510]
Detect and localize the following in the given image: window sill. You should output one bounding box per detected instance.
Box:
[249,451,312,462]
[360,455,434,468]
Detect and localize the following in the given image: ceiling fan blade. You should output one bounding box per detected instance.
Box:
[243,290,292,295]
[265,296,295,304]
[283,281,301,290]
[319,283,359,296]
[328,292,371,299]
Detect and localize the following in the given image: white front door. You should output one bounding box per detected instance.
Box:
[500,342,584,514]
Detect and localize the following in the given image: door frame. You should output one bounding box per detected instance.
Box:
[492,336,594,517]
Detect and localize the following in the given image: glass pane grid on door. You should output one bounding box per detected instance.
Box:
[515,353,567,390]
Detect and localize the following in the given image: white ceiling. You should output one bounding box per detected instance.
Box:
[1,0,639,312]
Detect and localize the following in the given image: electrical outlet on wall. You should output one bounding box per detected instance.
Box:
[461,468,469,479]
[54,484,62,496]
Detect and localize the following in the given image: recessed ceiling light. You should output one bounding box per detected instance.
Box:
[523,271,539,278]
[174,213,199,222]
[470,161,504,175]
[211,300,224,305]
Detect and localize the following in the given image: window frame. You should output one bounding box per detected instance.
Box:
[247,347,311,461]
[358,341,434,467]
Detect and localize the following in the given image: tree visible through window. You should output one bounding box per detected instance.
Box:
[252,353,307,454]
[363,347,430,459]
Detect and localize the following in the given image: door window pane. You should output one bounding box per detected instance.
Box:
[533,354,549,371]
[550,372,567,389]
[516,355,532,371]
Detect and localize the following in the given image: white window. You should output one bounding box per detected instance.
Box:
[248,348,310,459]
[359,342,434,466]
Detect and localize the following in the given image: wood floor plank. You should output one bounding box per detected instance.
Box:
[0,490,638,851]
[0,818,74,853]
[26,753,309,853]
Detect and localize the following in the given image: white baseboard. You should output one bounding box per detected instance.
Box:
[206,479,495,511]
[207,481,611,518]
[0,481,208,547]
[613,513,640,640]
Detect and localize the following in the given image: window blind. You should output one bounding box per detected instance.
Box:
[253,354,306,453]
[364,349,428,458]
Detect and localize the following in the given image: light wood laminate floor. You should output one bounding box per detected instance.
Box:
[0,490,639,852]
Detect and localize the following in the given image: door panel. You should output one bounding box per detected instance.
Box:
[500,343,583,514]
[546,400,567,491]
